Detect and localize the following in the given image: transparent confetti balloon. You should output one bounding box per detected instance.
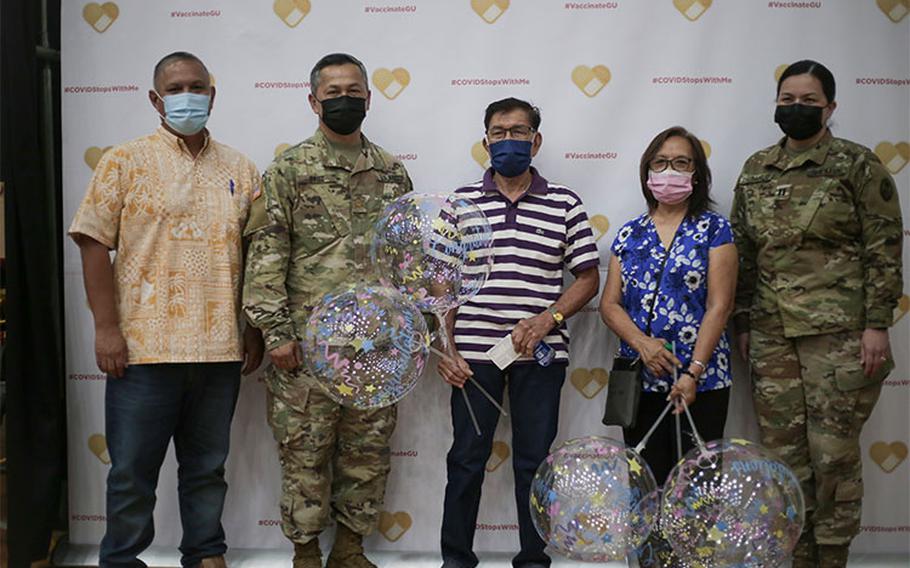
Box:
[530,436,661,562]
[371,193,493,315]
[660,438,805,568]
[301,283,430,409]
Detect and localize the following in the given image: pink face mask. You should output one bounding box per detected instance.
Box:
[647,169,694,205]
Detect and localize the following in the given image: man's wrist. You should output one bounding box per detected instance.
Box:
[546,304,565,326]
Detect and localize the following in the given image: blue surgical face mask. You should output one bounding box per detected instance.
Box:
[157,92,211,135]
[488,139,533,178]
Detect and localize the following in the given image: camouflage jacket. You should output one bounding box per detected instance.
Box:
[242,129,413,352]
[731,133,903,337]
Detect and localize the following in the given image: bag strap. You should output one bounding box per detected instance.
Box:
[615,226,679,364]
[645,233,676,335]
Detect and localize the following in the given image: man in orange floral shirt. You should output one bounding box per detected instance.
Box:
[69,52,263,568]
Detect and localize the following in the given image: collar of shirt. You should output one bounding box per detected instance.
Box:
[155,125,211,158]
[481,166,549,199]
[763,131,833,171]
[311,128,391,174]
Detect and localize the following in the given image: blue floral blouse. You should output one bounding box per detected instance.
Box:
[611,211,734,393]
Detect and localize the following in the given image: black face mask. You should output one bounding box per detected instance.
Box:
[319,95,366,135]
[774,103,825,141]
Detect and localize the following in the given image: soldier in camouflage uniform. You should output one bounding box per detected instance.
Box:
[242,53,412,568]
[731,61,903,568]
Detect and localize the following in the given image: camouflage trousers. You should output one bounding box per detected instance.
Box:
[266,369,397,545]
[750,329,883,554]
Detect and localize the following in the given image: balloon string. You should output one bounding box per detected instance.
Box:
[435,311,450,351]
[468,376,507,416]
[668,340,708,452]
[634,401,675,455]
[675,413,683,462]
[461,388,482,437]
[681,398,707,452]
[673,341,683,461]
[429,346,507,416]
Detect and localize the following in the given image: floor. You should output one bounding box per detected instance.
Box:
[4,414,907,568]
[54,545,624,567]
[50,543,910,567]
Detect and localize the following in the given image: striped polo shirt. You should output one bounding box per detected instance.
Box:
[453,167,600,364]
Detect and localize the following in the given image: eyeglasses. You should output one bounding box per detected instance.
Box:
[486,125,536,142]
[649,157,695,173]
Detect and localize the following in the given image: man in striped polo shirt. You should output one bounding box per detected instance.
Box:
[437,98,600,568]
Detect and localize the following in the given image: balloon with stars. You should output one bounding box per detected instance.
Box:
[660,438,805,567]
[370,193,493,318]
[529,436,661,562]
[301,283,430,409]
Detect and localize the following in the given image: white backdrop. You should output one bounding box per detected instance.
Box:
[62,0,910,557]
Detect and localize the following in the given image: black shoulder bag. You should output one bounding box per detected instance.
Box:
[602,240,673,429]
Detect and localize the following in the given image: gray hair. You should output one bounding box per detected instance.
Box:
[309,53,369,95]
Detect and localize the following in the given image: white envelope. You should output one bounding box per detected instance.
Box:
[486,334,520,370]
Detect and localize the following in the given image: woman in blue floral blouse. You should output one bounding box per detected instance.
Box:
[600,126,738,486]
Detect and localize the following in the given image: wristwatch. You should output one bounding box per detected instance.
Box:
[547,305,564,324]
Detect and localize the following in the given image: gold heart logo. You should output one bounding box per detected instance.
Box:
[471,141,491,169]
[83,2,120,33]
[471,0,510,24]
[774,63,789,84]
[875,141,910,175]
[673,0,712,21]
[570,368,609,399]
[273,0,311,28]
[877,0,909,22]
[372,68,411,100]
[700,139,712,159]
[88,433,111,464]
[274,143,292,158]
[378,510,413,542]
[590,214,610,242]
[870,441,908,473]
[84,146,112,170]
[486,441,511,472]
[572,65,611,98]
[894,294,909,324]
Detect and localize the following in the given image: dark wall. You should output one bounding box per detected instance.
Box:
[1,0,66,565]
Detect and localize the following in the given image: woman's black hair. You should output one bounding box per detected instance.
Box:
[639,126,714,217]
[777,60,836,103]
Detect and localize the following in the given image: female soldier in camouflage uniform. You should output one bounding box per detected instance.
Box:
[731,60,903,568]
